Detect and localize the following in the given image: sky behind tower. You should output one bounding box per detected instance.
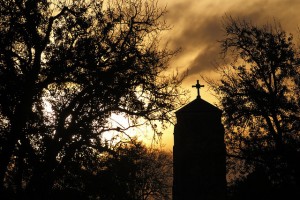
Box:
[158,0,300,150]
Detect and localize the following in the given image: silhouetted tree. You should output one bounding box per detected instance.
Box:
[209,16,300,195]
[51,138,173,200]
[228,166,298,200]
[0,0,186,198]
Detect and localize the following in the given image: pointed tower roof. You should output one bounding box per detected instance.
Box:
[176,97,221,114]
[176,80,221,114]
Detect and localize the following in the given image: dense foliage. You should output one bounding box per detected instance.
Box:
[210,16,300,197]
[51,139,173,200]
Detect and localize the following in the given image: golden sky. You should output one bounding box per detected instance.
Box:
[157,0,300,150]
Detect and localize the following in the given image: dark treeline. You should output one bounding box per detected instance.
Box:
[2,0,300,199]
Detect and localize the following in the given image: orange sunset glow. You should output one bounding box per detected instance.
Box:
[1,0,300,199]
[157,0,300,150]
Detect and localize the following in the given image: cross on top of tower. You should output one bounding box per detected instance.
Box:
[192,80,204,99]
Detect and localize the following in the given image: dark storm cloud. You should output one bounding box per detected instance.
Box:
[164,0,300,75]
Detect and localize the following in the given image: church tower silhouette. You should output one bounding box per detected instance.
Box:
[173,80,226,200]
